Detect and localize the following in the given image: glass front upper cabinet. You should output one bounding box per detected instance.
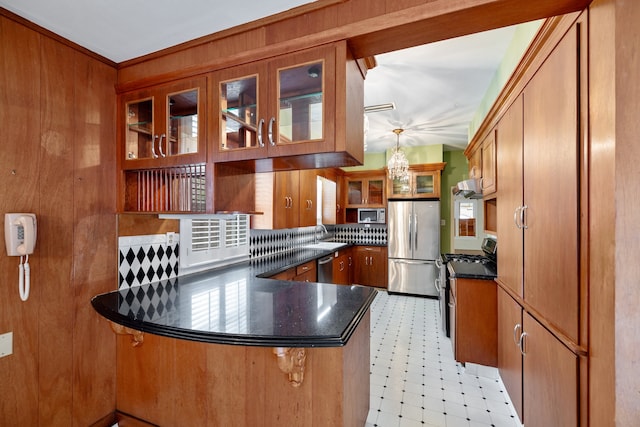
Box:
[121,77,206,169]
[277,60,324,145]
[219,74,260,152]
[387,170,441,199]
[125,97,154,161]
[167,88,200,157]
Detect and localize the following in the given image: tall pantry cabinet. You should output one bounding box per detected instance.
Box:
[495,13,586,427]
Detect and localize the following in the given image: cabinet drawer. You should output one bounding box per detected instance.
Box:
[296,261,316,276]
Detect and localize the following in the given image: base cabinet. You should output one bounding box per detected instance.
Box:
[497,287,579,427]
[353,246,387,288]
[449,277,497,367]
[497,287,523,421]
[332,247,352,285]
[115,313,371,427]
[522,312,578,427]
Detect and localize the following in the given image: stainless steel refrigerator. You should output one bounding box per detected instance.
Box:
[388,200,440,297]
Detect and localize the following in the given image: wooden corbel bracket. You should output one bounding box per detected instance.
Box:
[273,347,307,387]
[109,321,144,347]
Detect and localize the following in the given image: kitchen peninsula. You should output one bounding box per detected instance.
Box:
[91,247,376,427]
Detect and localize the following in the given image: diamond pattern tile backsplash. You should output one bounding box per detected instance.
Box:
[118,234,179,290]
[118,225,387,289]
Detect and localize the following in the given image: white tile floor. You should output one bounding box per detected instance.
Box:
[366,291,522,427]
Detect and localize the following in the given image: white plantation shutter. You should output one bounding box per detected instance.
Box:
[192,219,222,251]
[179,215,250,272]
[225,215,248,248]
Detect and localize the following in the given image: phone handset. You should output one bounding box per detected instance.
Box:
[5,213,37,301]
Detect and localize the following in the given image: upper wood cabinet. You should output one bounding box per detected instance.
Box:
[252,169,317,229]
[481,129,497,195]
[345,174,385,208]
[387,163,445,199]
[210,42,364,165]
[119,77,207,169]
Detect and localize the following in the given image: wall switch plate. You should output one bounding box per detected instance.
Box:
[441,219,446,226]
[0,332,13,358]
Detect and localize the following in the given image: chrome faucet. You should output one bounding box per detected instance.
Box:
[316,224,329,242]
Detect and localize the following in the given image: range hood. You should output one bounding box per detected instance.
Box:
[452,178,483,199]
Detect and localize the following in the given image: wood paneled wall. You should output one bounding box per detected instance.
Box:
[0,13,117,426]
[116,0,591,90]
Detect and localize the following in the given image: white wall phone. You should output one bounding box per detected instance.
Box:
[5,213,37,301]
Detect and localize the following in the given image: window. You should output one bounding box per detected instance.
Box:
[179,214,250,275]
[455,200,477,238]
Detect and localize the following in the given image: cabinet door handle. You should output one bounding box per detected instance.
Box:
[369,256,373,265]
[268,117,275,146]
[157,134,166,157]
[519,332,528,356]
[521,205,528,229]
[257,118,265,147]
[151,135,159,158]
[513,323,522,345]
[514,206,522,229]
[434,278,441,293]
[339,261,345,272]
[348,256,352,267]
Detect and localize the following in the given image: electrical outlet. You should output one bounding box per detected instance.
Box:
[166,232,176,245]
[0,332,13,358]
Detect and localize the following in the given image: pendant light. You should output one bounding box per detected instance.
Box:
[387,128,410,182]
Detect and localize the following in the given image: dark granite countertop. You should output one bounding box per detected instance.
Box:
[447,261,497,280]
[91,244,377,348]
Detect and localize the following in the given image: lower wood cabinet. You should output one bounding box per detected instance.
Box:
[497,287,523,421]
[270,260,317,282]
[332,248,352,285]
[497,286,579,427]
[449,277,497,366]
[353,246,387,288]
[295,260,317,282]
[522,312,578,427]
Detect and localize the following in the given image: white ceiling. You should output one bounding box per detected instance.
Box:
[0,0,528,154]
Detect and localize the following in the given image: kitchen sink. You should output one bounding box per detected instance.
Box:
[302,241,348,251]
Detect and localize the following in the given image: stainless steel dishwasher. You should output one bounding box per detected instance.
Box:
[317,255,334,283]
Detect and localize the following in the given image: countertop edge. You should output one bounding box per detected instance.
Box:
[91,287,378,348]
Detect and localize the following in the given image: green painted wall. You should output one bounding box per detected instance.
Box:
[440,150,468,253]
[468,20,543,140]
[341,152,386,172]
[342,144,444,172]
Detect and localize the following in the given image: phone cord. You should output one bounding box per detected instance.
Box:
[19,255,30,301]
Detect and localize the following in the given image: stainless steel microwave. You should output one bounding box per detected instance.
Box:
[357,208,386,224]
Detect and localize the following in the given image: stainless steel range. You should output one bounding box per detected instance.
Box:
[436,237,497,337]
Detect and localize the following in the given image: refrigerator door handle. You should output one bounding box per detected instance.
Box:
[408,215,413,251]
[414,213,418,250]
